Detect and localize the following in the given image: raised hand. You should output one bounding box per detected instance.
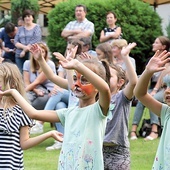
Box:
[77,52,91,60]
[146,50,170,73]
[121,42,137,57]
[29,43,42,61]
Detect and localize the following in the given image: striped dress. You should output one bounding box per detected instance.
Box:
[0,105,33,170]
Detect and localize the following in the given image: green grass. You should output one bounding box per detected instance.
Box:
[24,107,159,170]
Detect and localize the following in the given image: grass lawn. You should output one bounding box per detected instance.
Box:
[24,107,160,170]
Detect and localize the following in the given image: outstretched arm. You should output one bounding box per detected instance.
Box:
[29,44,68,90]
[0,89,60,122]
[20,127,63,150]
[134,50,170,116]
[121,42,138,99]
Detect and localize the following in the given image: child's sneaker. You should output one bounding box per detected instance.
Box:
[46,141,62,151]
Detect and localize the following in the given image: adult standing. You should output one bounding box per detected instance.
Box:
[14,9,42,73]
[61,4,94,41]
[0,22,17,63]
[100,11,122,44]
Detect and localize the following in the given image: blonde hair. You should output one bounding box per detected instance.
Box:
[112,39,127,48]
[110,63,127,90]
[30,42,49,73]
[0,62,28,110]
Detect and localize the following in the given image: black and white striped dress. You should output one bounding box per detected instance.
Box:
[0,105,33,170]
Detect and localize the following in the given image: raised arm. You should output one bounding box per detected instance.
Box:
[121,43,138,99]
[56,54,111,116]
[29,44,68,90]
[134,50,170,116]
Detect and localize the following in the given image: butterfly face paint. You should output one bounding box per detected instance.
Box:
[162,74,170,90]
[72,71,96,96]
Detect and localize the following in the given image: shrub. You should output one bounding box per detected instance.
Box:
[166,19,170,39]
[47,0,162,74]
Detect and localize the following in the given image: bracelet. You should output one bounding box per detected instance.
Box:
[153,88,158,91]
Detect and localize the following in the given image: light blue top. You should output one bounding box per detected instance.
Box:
[152,104,170,170]
[23,59,56,92]
[57,101,108,170]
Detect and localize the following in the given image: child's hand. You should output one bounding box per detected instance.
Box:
[29,44,42,61]
[50,130,63,142]
[121,42,137,57]
[66,45,78,60]
[53,52,65,61]
[77,52,91,60]
[146,50,170,73]
[54,52,79,70]
[0,89,14,96]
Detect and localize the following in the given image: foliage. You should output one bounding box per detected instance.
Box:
[47,0,162,74]
[166,18,170,39]
[0,13,11,28]
[10,0,39,25]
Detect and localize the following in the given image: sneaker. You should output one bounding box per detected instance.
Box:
[30,122,43,135]
[46,141,62,151]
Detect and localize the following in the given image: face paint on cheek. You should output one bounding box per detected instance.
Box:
[81,84,96,95]
[163,75,170,89]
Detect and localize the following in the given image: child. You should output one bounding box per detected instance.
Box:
[95,42,115,65]
[1,44,111,169]
[0,62,63,170]
[134,50,170,169]
[103,42,137,170]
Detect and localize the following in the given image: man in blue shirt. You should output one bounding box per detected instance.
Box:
[0,22,18,63]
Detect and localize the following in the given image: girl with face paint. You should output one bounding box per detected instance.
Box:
[0,43,111,170]
[134,50,170,170]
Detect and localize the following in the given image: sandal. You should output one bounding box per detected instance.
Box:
[130,131,138,140]
[144,131,158,141]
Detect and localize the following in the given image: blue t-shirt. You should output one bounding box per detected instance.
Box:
[0,28,15,62]
[57,101,108,170]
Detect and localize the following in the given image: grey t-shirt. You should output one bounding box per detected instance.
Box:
[104,90,131,148]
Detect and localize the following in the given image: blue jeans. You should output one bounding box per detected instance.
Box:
[15,52,29,73]
[132,89,164,125]
[44,89,69,134]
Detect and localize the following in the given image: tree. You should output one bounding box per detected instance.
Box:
[166,18,170,39]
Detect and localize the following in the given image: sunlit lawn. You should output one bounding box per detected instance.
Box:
[24,107,159,170]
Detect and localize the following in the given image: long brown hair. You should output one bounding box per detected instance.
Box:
[30,42,49,73]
